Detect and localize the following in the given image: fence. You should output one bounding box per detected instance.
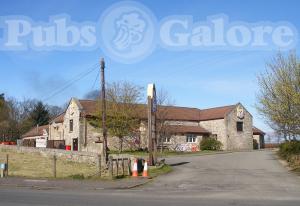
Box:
[108,157,131,177]
[19,139,66,149]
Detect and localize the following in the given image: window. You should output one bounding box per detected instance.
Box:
[186,134,197,143]
[163,137,171,143]
[69,119,73,132]
[237,121,243,132]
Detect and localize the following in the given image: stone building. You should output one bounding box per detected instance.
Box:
[253,127,266,149]
[24,98,265,152]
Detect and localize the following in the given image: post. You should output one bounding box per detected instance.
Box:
[148,96,153,165]
[122,158,125,176]
[6,154,8,177]
[153,109,157,165]
[147,84,157,166]
[97,154,102,176]
[100,58,108,164]
[108,156,113,178]
[53,155,56,178]
[127,158,131,176]
[116,158,119,177]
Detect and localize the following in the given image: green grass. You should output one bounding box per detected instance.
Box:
[0,150,97,179]
[149,164,172,178]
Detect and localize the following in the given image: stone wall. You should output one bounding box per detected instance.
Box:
[225,104,253,150]
[163,134,203,151]
[199,119,227,149]
[0,145,100,165]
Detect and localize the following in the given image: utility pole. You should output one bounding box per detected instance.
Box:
[100,58,108,163]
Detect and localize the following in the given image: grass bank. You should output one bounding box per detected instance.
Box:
[277,141,300,174]
[149,164,172,178]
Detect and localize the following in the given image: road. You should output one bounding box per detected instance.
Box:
[1,150,300,206]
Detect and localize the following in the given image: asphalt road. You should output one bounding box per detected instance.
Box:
[1,150,300,206]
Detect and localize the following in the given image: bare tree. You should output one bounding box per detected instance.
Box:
[155,88,176,152]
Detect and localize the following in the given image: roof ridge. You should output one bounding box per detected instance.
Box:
[78,99,97,102]
[200,104,236,111]
[159,105,200,110]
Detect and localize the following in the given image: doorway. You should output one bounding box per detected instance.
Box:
[72,138,78,151]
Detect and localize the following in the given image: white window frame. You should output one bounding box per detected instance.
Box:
[186,134,197,143]
[163,137,171,143]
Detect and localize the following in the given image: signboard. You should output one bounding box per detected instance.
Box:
[36,139,47,148]
[147,83,157,113]
[0,163,6,170]
[237,106,245,119]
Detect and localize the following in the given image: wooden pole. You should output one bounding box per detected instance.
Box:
[116,158,119,177]
[153,107,157,165]
[108,157,113,178]
[148,96,154,166]
[53,155,56,178]
[127,158,131,176]
[122,158,125,176]
[100,58,108,164]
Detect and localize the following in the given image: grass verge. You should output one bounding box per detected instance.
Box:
[149,164,172,178]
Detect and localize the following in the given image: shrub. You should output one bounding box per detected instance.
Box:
[200,138,222,151]
[279,141,300,159]
[69,174,85,180]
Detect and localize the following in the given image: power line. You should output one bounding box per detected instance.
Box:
[46,63,98,96]
[43,63,99,102]
[91,69,100,91]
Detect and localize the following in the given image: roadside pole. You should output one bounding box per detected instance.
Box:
[100,58,108,164]
[147,96,153,165]
[147,84,157,166]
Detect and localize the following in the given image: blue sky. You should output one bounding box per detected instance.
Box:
[1,0,300,133]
